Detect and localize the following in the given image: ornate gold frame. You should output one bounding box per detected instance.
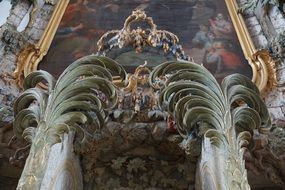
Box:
[14,0,277,94]
[14,0,70,86]
[225,0,277,94]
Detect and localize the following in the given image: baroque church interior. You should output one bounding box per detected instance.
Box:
[0,0,285,189]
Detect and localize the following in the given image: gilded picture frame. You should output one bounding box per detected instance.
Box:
[14,0,277,94]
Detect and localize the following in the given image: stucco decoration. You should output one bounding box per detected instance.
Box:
[13,55,125,189]
[239,0,285,14]
[10,0,54,29]
[268,31,285,60]
[0,105,28,179]
[81,121,196,189]
[1,24,28,54]
[245,124,285,187]
[238,0,285,15]
[149,60,271,190]
[97,9,191,62]
[0,106,13,149]
[239,0,285,62]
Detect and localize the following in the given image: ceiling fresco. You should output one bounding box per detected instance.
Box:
[39,0,252,81]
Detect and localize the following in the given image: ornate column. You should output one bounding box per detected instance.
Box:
[13,55,126,189]
[149,61,271,190]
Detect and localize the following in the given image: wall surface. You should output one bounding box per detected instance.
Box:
[0,0,285,189]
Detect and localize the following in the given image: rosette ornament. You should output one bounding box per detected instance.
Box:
[14,55,126,189]
[149,60,271,190]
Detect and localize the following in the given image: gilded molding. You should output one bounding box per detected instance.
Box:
[97,10,191,61]
[14,0,70,88]
[225,0,277,94]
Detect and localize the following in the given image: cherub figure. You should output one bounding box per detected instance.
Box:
[209,13,233,39]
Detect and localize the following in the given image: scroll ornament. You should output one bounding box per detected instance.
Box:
[149,60,271,190]
[13,55,127,189]
[97,10,191,61]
